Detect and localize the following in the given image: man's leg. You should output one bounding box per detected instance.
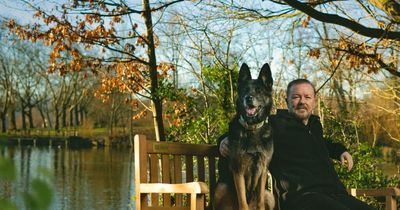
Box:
[284,192,349,210]
[332,193,376,210]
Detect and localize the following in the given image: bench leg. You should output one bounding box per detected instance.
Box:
[189,193,195,210]
[196,194,205,210]
[386,195,396,210]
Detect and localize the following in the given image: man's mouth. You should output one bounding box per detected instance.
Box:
[296,106,307,111]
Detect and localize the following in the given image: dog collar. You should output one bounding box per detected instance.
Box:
[239,115,268,131]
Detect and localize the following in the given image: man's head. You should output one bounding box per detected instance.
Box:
[286,79,316,125]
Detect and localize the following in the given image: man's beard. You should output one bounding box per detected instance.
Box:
[293,107,311,120]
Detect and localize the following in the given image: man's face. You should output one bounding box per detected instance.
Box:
[286,83,316,123]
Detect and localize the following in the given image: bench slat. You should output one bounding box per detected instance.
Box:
[198,157,205,182]
[174,155,183,206]
[186,155,194,182]
[150,154,159,206]
[135,135,150,209]
[147,141,219,156]
[348,188,400,196]
[140,182,209,194]
[162,154,171,206]
[142,206,190,210]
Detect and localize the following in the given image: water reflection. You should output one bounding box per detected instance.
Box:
[1,146,135,210]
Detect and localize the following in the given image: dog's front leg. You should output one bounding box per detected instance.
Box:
[233,173,249,210]
[257,171,267,210]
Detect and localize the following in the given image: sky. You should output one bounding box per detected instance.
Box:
[0,0,36,24]
[0,0,390,99]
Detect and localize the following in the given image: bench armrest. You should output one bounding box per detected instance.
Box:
[139,181,209,194]
[348,187,400,197]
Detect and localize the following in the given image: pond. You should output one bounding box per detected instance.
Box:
[1,146,135,210]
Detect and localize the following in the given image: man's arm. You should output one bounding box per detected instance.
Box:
[218,133,229,157]
[325,139,353,171]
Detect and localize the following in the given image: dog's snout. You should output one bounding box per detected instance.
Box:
[245,95,253,102]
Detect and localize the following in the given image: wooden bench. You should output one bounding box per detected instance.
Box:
[347,188,400,210]
[134,134,219,210]
[134,134,400,210]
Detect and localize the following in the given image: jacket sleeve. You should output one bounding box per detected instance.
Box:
[217,132,229,154]
[325,138,347,160]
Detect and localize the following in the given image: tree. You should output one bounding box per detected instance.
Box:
[209,0,400,77]
[6,0,183,141]
[0,43,14,132]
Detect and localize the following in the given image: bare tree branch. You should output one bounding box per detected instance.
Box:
[282,0,400,40]
[335,47,400,77]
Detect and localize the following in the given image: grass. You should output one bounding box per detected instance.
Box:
[1,124,156,139]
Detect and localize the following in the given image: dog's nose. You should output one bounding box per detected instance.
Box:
[245,95,253,102]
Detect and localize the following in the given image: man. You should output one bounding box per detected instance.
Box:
[218,79,375,210]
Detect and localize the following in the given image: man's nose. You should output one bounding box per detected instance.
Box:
[298,97,304,104]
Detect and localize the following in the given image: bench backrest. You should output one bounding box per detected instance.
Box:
[134,134,219,209]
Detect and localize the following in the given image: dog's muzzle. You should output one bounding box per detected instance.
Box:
[244,96,260,117]
[245,105,260,117]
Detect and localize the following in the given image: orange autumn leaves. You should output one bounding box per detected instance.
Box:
[7,5,122,75]
[306,37,391,74]
[6,3,176,123]
[93,61,175,120]
[93,62,175,100]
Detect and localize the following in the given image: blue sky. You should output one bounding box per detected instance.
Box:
[0,0,387,98]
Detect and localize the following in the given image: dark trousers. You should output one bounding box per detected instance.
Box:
[284,192,376,210]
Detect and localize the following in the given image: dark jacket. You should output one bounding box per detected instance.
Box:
[269,109,347,208]
[217,109,348,208]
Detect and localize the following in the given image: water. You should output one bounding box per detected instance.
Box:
[1,146,135,210]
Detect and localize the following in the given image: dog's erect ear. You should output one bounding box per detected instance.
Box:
[238,63,251,86]
[258,63,273,90]
[238,63,251,85]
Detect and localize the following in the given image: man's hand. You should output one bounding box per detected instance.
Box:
[219,137,229,157]
[340,151,353,171]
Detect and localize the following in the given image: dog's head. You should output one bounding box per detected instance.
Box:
[237,63,273,125]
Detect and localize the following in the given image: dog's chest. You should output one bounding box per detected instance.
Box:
[230,126,272,153]
[228,126,273,174]
[240,132,270,153]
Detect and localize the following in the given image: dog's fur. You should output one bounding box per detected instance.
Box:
[214,63,274,210]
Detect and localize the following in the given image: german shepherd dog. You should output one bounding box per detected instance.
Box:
[214,63,274,210]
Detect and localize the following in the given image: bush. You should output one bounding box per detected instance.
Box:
[0,136,54,210]
[322,104,400,209]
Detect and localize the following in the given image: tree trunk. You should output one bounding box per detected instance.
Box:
[28,107,34,129]
[37,106,47,128]
[109,97,115,137]
[142,0,165,141]
[21,106,27,131]
[46,107,52,129]
[69,108,74,127]
[74,105,79,126]
[62,106,67,128]
[55,107,60,131]
[10,109,16,130]
[0,112,6,133]
[80,106,85,126]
